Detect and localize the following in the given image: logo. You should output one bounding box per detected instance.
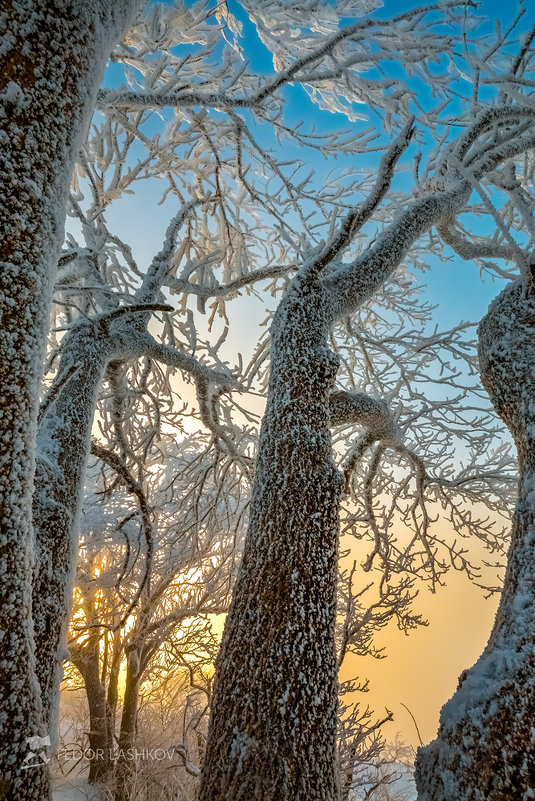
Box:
[21,735,51,770]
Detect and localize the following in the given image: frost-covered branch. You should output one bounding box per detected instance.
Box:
[135,198,205,305]
[122,331,239,389]
[89,441,154,628]
[330,390,397,437]
[437,221,518,263]
[302,119,415,280]
[168,263,294,300]
[96,1,467,116]
[324,182,470,322]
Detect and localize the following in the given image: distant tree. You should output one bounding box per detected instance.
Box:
[66,436,243,798]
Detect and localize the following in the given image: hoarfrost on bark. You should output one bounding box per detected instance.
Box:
[3,3,535,800]
[0,2,140,798]
[415,17,535,797]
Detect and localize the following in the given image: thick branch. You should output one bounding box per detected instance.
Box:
[437,221,517,262]
[122,331,240,389]
[324,180,471,321]
[330,390,399,494]
[453,105,535,163]
[329,390,397,439]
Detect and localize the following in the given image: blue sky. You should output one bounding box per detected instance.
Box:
[102,0,531,332]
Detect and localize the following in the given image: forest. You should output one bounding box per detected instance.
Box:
[1,1,535,800]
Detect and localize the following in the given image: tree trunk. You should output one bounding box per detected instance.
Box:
[72,652,111,785]
[115,650,142,801]
[85,669,111,785]
[33,329,112,736]
[107,633,123,745]
[415,278,535,800]
[0,4,140,798]
[70,583,113,785]
[200,274,343,801]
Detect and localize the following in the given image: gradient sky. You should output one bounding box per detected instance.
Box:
[91,0,533,749]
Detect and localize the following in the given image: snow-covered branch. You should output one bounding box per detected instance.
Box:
[96,1,467,117]
[301,118,415,280]
[324,181,470,322]
[330,390,397,440]
[121,331,239,389]
[437,220,518,263]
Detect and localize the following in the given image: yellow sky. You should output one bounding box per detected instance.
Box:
[85,262,505,754]
[342,561,499,749]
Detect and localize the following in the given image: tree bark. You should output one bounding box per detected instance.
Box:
[70,578,113,784]
[200,274,343,801]
[107,633,123,745]
[115,649,142,801]
[33,326,113,738]
[72,651,111,785]
[0,3,140,798]
[415,278,535,800]
[33,323,111,735]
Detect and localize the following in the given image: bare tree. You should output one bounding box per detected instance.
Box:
[415,16,535,800]
[64,435,243,798]
[0,4,142,798]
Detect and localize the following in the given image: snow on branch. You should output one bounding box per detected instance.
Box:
[168,263,294,300]
[90,440,154,629]
[96,1,467,119]
[135,198,205,304]
[330,390,397,439]
[300,118,415,281]
[437,221,518,264]
[127,331,240,390]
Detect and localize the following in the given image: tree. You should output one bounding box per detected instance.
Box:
[192,19,535,801]
[0,4,142,799]
[66,435,243,797]
[414,17,535,799]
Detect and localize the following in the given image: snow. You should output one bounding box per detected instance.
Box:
[3,1,535,799]
[52,778,101,801]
